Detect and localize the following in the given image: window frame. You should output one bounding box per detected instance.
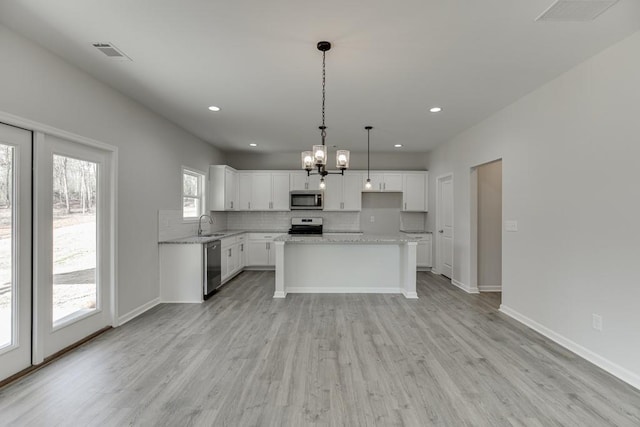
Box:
[181,167,206,221]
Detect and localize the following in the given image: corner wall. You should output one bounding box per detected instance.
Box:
[0,24,225,319]
[426,31,640,387]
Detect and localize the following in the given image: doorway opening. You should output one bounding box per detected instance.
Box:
[470,159,502,306]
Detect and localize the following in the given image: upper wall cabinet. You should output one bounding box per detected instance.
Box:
[402,172,428,212]
[365,172,403,192]
[290,171,321,191]
[238,171,290,211]
[323,173,363,211]
[209,165,238,211]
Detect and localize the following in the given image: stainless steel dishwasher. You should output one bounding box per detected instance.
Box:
[204,240,221,299]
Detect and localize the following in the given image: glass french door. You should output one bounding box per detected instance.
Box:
[0,123,32,380]
[34,134,113,361]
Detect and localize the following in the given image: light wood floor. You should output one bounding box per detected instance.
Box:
[1,272,639,426]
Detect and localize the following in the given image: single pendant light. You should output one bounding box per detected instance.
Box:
[365,126,373,190]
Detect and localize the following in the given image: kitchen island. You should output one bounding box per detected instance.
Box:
[273,234,418,299]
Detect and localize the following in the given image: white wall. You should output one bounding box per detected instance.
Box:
[0,24,225,319]
[477,160,502,290]
[426,31,640,387]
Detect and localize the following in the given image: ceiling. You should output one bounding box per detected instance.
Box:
[1,0,639,153]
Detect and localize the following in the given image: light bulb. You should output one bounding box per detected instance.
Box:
[319,178,326,189]
[337,154,347,165]
[365,179,372,190]
[304,155,313,166]
[315,150,325,159]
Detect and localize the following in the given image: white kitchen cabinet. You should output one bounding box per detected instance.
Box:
[291,171,324,191]
[238,173,253,210]
[290,171,309,191]
[402,172,428,212]
[365,172,403,192]
[209,165,238,211]
[221,235,244,283]
[405,233,432,268]
[323,173,363,211]
[238,172,290,211]
[271,172,290,210]
[246,233,279,267]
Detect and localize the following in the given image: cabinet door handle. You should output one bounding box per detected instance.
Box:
[230,201,234,209]
[404,202,407,210]
[228,248,232,257]
[241,244,244,251]
[248,202,251,209]
[384,183,386,190]
[266,242,270,250]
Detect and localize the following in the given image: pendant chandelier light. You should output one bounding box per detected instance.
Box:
[301,41,350,189]
[364,126,373,189]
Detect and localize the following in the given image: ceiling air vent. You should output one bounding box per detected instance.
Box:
[536,0,618,22]
[92,43,132,61]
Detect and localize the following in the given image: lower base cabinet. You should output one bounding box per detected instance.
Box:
[405,233,432,268]
[246,233,277,267]
[221,234,246,284]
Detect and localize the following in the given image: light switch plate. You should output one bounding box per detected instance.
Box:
[505,220,518,232]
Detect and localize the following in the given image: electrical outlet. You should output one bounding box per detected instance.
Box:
[592,314,603,331]
[505,220,518,232]
[370,216,375,223]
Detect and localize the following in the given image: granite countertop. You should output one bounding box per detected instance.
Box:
[274,234,418,244]
[159,229,287,244]
[400,230,433,234]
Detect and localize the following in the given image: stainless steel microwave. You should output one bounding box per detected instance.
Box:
[290,190,324,210]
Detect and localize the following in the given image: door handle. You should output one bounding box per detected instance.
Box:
[439,230,444,233]
[230,201,233,209]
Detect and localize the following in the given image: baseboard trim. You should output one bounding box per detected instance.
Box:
[285,287,402,294]
[478,285,502,292]
[117,298,160,326]
[499,304,640,391]
[273,291,286,298]
[451,279,479,294]
[402,291,419,299]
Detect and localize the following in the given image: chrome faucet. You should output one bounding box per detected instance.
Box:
[197,214,213,236]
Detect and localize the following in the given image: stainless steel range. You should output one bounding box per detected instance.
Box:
[288,217,323,235]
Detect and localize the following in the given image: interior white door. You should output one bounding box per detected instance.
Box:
[437,174,454,279]
[0,123,32,381]
[34,134,114,361]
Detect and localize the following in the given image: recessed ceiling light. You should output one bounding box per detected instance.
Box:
[394,144,403,148]
[208,106,221,112]
[249,143,257,147]
[429,106,442,113]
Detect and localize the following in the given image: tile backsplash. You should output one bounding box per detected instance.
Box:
[226,211,361,231]
[226,210,426,233]
[158,210,227,241]
[159,207,426,240]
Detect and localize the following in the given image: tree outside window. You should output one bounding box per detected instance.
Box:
[183,168,205,219]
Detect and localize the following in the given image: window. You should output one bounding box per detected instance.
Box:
[182,168,205,219]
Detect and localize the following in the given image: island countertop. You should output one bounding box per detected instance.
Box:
[274,234,418,244]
